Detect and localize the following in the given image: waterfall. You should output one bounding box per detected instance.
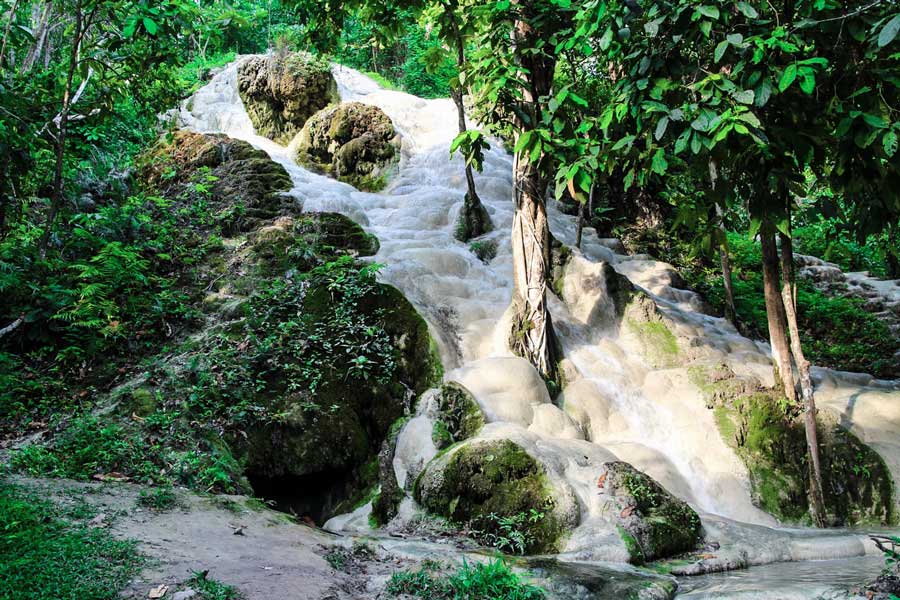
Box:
[178,58,899,562]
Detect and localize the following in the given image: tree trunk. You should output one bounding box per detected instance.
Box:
[887,222,900,279]
[574,182,594,250]
[719,241,737,324]
[760,223,797,403]
[508,7,558,382]
[0,0,20,70]
[779,228,827,527]
[39,4,83,256]
[447,11,491,242]
[21,0,51,73]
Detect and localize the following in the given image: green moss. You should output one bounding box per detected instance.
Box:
[617,525,645,565]
[432,382,484,450]
[708,380,894,526]
[626,319,679,367]
[415,440,565,553]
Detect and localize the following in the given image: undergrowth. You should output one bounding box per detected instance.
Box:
[386,558,545,600]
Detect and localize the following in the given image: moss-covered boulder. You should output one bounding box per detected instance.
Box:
[139,131,294,233]
[600,461,701,564]
[431,382,484,449]
[694,365,895,526]
[249,212,378,275]
[237,53,338,143]
[414,439,570,553]
[295,101,400,191]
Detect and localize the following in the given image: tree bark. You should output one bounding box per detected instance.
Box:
[887,222,900,279]
[39,3,84,256]
[779,228,827,527]
[447,7,491,242]
[708,160,737,324]
[574,182,594,250]
[21,0,51,73]
[508,6,558,382]
[760,223,797,403]
[0,0,20,70]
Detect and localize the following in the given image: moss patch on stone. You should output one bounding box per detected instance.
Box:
[415,439,565,553]
[603,462,701,564]
[431,382,484,450]
[695,366,895,526]
[622,292,680,368]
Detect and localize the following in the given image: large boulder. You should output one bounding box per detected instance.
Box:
[237,53,338,143]
[600,461,702,563]
[414,439,574,553]
[294,101,400,191]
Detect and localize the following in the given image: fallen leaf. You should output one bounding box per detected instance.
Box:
[92,472,130,482]
[148,584,169,599]
[597,472,607,490]
[620,505,635,518]
[87,513,107,528]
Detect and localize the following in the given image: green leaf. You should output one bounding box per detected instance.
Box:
[775,218,791,237]
[862,113,888,128]
[878,14,900,48]
[700,20,712,37]
[674,129,691,154]
[599,27,613,50]
[123,17,137,38]
[799,73,815,94]
[698,6,720,19]
[611,135,635,151]
[778,64,797,92]
[734,89,755,104]
[651,148,668,174]
[655,116,669,140]
[736,2,759,18]
[715,40,729,63]
[884,131,898,157]
[142,17,158,35]
[514,131,534,153]
[748,217,762,239]
[690,134,702,154]
[727,33,744,45]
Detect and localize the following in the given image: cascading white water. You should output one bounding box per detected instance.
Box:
[179,58,900,567]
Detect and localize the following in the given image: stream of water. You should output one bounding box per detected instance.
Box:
[177,58,896,598]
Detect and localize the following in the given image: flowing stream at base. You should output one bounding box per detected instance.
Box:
[178,59,899,598]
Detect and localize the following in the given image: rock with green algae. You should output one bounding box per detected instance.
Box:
[431,382,484,450]
[414,439,573,553]
[294,101,400,191]
[600,461,702,564]
[237,52,338,143]
[691,364,895,526]
[621,292,681,369]
[139,131,294,232]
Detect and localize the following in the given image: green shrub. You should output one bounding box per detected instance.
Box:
[386,558,545,600]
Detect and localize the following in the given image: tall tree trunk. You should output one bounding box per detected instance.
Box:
[760,223,797,403]
[708,160,737,324]
[574,182,594,250]
[508,6,558,382]
[779,227,827,527]
[887,222,900,279]
[39,4,84,256]
[447,10,491,242]
[21,0,51,73]
[0,0,20,70]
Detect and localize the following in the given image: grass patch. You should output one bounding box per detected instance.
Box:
[184,570,243,600]
[386,558,544,600]
[138,486,178,511]
[0,480,142,600]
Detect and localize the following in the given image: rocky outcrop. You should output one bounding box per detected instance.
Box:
[237,53,338,143]
[294,101,400,191]
[599,461,702,563]
[415,439,574,553]
[140,131,294,233]
[430,382,484,449]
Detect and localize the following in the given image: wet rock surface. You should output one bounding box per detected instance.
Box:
[295,101,400,191]
[237,52,338,143]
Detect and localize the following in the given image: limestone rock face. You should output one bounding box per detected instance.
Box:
[237,53,338,143]
[600,461,702,563]
[294,101,400,191]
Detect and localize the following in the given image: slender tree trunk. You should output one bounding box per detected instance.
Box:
[779,227,827,527]
[887,222,900,279]
[508,6,558,382]
[447,10,491,242]
[708,160,737,324]
[760,223,797,403]
[575,183,594,250]
[39,4,84,256]
[0,0,20,70]
[21,0,51,73]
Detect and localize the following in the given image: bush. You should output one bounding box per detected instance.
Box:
[386,558,545,600]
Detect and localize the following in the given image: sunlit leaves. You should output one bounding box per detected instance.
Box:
[878,14,900,47]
